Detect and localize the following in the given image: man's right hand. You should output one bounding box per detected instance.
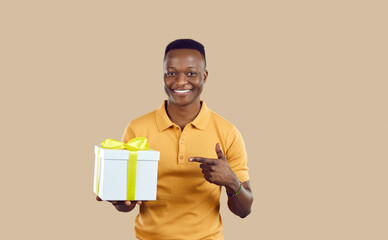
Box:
[96,196,143,212]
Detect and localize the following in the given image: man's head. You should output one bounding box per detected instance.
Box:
[163,39,208,107]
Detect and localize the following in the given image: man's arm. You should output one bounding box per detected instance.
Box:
[225,180,253,218]
[189,143,253,218]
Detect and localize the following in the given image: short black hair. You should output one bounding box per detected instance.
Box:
[164,39,206,67]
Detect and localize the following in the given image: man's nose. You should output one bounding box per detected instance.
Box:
[176,73,188,85]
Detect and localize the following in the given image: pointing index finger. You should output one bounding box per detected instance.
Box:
[189,157,216,164]
[188,157,204,163]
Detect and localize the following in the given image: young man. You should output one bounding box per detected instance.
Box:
[97,39,253,239]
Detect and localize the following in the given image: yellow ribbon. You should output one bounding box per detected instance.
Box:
[96,137,151,200]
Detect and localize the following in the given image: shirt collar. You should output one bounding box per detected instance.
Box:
[156,100,212,131]
[191,101,211,130]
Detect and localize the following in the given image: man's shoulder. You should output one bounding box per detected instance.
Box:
[209,110,237,132]
[209,110,231,123]
[128,109,157,127]
[207,109,246,150]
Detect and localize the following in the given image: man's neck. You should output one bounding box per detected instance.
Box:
[166,100,202,130]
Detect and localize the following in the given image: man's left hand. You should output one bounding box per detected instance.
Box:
[189,143,240,193]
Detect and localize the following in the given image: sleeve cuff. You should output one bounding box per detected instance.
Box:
[235,171,250,183]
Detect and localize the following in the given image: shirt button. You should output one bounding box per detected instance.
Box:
[180,140,184,144]
[179,155,184,159]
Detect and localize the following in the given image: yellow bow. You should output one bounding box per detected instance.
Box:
[96,137,152,200]
[101,137,151,151]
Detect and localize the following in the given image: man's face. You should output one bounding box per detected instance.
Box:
[163,49,208,107]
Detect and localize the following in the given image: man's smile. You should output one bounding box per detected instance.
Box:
[172,89,192,95]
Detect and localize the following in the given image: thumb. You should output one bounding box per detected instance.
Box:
[215,143,225,160]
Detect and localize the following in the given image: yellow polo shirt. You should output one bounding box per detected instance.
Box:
[122,101,249,240]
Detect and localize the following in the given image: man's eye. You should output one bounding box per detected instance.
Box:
[166,72,176,76]
[187,72,197,77]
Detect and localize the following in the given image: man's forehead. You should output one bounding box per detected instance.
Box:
[164,49,205,68]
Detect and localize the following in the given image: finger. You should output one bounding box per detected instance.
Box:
[204,174,214,183]
[188,157,205,163]
[200,163,213,170]
[189,157,217,164]
[215,143,225,159]
[96,196,103,201]
[124,201,134,206]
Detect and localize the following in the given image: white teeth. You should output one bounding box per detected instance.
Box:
[174,89,190,93]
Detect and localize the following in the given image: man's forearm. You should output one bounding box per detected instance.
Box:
[226,181,253,218]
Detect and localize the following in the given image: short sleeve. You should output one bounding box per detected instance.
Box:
[121,122,136,143]
[225,126,249,183]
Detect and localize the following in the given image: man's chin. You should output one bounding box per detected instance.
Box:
[168,98,198,107]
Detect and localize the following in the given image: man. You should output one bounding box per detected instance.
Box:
[97,39,253,239]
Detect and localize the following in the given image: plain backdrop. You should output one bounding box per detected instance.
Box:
[1,1,387,239]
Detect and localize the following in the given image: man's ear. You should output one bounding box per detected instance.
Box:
[203,70,208,83]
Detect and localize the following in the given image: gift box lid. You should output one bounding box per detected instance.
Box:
[95,146,160,161]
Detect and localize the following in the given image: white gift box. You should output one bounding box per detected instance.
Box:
[93,146,160,201]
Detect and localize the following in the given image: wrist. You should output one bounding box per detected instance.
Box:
[225,178,241,195]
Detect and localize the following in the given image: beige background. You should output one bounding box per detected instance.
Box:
[1,1,387,239]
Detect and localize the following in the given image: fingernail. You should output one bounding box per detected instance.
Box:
[188,157,193,161]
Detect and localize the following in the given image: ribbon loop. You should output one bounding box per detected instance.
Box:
[101,137,151,151]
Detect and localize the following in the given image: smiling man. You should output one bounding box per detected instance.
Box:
[97,39,253,240]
